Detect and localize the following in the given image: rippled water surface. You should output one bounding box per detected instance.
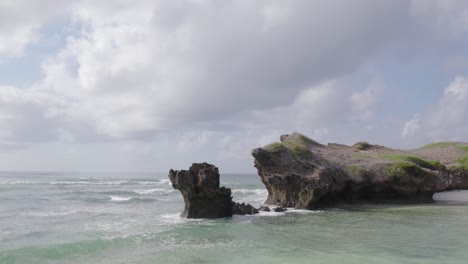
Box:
[1,171,468,264]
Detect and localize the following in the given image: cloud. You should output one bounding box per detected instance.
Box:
[32,0,415,139]
[1,1,468,171]
[401,114,421,139]
[246,79,352,130]
[0,86,66,144]
[351,79,385,122]
[0,0,70,56]
[402,76,468,145]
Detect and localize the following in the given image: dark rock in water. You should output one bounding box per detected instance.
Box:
[232,202,259,215]
[258,205,270,212]
[273,207,287,212]
[168,163,259,218]
[252,132,468,209]
[168,163,233,218]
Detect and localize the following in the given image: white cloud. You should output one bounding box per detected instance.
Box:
[351,79,385,122]
[31,0,415,139]
[247,79,351,131]
[426,77,468,140]
[401,114,421,139]
[0,0,71,56]
[2,1,468,171]
[0,85,66,145]
[402,77,468,145]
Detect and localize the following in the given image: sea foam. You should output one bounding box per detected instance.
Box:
[109,196,133,202]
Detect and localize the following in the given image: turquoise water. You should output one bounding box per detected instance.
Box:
[1,172,468,264]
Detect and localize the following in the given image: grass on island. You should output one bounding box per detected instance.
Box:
[422,142,462,148]
[352,153,372,159]
[264,133,315,159]
[456,156,468,171]
[458,146,468,152]
[381,154,445,171]
[423,142,468,153]
[348,165,366,175]
[287,133,319,146]
[385,162,436,183]
[352,141,372,151]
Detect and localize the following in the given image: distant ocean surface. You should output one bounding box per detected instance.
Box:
[1,171,468,264]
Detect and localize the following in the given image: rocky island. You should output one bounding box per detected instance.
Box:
[252,133,468,209]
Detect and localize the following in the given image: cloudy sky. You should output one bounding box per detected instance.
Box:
[1,0,468,172]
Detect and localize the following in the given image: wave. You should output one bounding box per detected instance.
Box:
[133,188,168,195]
[21,208,100,217]
[231,188,268,205]
[51,180,163,186]
[0,178,170,186]
[110,196,132,202]
[0,180,37,185]
[108,196,157,203]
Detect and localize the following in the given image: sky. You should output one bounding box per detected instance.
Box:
[0,0,468,173]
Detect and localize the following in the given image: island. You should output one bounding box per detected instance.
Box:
[252,133,468,209]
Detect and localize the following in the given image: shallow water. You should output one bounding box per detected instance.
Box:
[1,171,468,264]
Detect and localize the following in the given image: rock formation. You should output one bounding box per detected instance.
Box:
[232,202,259,215]
[252,132,468,209]
[169,163,259,218]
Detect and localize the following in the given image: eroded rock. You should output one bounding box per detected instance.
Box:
[169,163,233,218]
[273,207,287,212]
[169,163,259,218]
[232,202,259,215]
[258,205,271,212]
[252,132,468,209]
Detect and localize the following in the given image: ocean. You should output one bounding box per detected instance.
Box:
[1,171,468,264]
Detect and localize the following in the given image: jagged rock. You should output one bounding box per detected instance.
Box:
[168,163,233,218]
[232,202,259,215]
[258,205,270,212]
[273,207,287,212]
[168,163,259,218]
[252,132,468,209]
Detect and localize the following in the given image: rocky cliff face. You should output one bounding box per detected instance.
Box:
[169,163,258,218]
[252,133,468,209]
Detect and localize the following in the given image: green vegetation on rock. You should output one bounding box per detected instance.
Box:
[385,162,436,184]
[264,142,284,152]
[422,142,462,148]
[352,153,372,159]
[456,156,468,171]
[286,133,319,146]
[458,146,468,152]
[283,141,313,159]
[348,165,366,175]
[352,141,372,150]
[381,154,445,171]
[264,134,314,159]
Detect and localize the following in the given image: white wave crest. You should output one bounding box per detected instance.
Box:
[231,189,268,205]
[21,207,99,217]
[51,181,130,185]
[133,188,166,195]
[0,180,36,185]
[136,181,161,185]
[158,179,172,186]
[109,196,133,202]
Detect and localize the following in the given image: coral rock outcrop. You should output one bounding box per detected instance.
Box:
[252,133,468,209]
